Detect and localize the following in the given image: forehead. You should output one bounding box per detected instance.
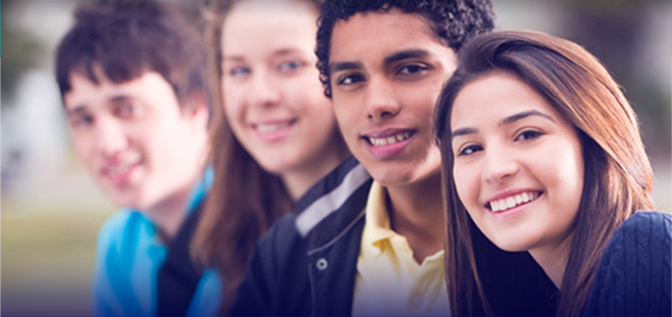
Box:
[222,0,318,56]
[451,71,563,127]
[64,70,176,111]
[329,9,445,64]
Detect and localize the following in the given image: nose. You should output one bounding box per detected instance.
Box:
[482,145,519,184]
[247,70,280,108]
[365,75,400,122]
[94,118,129,160]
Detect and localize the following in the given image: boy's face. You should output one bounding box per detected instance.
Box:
[329,9,457,187]
[63,69,208,212]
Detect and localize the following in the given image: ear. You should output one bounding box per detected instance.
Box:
[181,91,210,132]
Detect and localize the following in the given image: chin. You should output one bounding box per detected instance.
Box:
[488,235,533,253]
[257,160,292,176]
[369,168,424,188]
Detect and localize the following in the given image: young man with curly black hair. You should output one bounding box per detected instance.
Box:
[232,1,557,316]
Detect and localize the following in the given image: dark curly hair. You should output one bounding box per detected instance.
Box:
[315,0,495,98]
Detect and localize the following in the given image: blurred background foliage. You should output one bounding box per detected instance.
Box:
[1,0,670,316]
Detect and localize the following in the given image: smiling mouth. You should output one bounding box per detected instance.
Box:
[104,163,138,177]
[254,119,297,133]
[365,132,413,147]
[487,191,542,213]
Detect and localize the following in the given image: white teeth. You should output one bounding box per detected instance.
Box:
[257,122,291,133]
[107,165,132,176]
[521,192,529,202]
[488,191,539,213]
[368,132,411,147]
[506,197,516,208]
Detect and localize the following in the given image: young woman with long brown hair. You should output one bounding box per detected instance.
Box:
[190,0,350,314]
[434,30,671,316]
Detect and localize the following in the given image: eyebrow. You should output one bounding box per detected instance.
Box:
[110,95,131,103]
[383,49,430,66]
[329,61,362,74]
[501,109,555,126]
[451,109,555,140]
[66,106,87,116]
[328,49,431,74]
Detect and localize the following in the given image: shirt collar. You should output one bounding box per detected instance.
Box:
[186,165,214,213]
[361,181,397,255]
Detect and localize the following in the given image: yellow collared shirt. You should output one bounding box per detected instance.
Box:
[351,181,450,316]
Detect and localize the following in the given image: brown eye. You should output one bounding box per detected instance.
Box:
[337,73,364,86]
[515,130,543,141]
[458,144,483,156]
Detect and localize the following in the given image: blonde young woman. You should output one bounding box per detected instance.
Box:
[190,0,350,314]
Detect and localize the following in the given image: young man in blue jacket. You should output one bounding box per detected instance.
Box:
[56,1,218,315]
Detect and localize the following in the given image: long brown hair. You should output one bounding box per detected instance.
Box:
[434,30,655,316]
[191,0,323,314]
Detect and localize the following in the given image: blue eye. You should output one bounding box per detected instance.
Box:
[229,67,250,77]
[278,61,304,72]
[515,129,543,141]
[458,144,483,156]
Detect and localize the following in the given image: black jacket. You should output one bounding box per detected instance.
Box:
[231,156,558,316]
[231,156,372,316]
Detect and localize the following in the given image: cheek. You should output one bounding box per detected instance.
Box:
[222,96,245,133]
[72,134,95,163]
[545,140,584,200]
[453,164,480,211]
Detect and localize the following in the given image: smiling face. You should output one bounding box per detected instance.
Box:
[221,0,346,177]
[64,70,208,212]
[450,71,584,256]
[328,9,457,187]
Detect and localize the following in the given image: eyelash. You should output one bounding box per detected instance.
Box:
[71,115,94,128]
[278,60,304,72]
[229,67,250,77]
[515,129,543,141]
[396,63,429,77]
[456,130,544,157]
[458,144,483,156]
[336,73,364,86]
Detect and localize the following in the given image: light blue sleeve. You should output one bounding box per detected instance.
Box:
[92,211,157,317]
[186,269,223,317]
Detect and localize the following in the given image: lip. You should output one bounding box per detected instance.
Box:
[483,189,544,215]
[250,118,297,142]
[101,162,141,187]
[360,128,416,160]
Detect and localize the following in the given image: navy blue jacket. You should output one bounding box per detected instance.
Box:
[584,211,672,316]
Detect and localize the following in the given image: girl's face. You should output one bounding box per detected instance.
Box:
[449,71,584,258]
[221,0,346,176]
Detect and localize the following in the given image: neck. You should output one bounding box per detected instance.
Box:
[385,171,444,263]
[145,172,201,242]
[529,233,574,289]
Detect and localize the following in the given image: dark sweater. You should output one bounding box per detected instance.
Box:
[583,211,672,316]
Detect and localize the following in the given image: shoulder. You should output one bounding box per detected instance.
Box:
[614,211,672,239]
[96,209,153,255]
[603,211,672,261]
[602,211,671,275]
[584,211,672,316]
